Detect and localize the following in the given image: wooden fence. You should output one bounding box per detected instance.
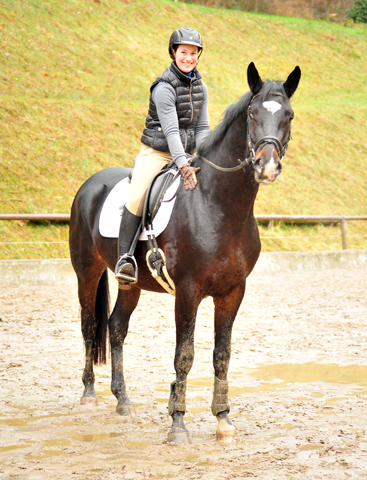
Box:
[1,214,367,250]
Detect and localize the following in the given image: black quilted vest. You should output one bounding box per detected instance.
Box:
[141,62,205,154]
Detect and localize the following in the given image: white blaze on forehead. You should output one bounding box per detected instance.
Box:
[262,101,282,115]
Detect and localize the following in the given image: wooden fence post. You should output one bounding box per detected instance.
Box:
[341,217,348,250]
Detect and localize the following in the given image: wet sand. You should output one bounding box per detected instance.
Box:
[1,269,367,479]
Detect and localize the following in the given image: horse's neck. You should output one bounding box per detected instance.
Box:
[199,115,259,219]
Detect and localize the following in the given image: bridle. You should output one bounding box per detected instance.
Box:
[246,91,291,166]
[199,91,292,173]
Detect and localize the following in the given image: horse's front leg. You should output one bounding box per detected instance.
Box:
[168,286,201,444]
[212,283,246,442]
[109,287,140,416]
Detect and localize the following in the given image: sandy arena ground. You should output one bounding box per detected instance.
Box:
[1,268,367,479]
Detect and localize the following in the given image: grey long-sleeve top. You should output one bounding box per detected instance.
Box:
[151,81,210,168]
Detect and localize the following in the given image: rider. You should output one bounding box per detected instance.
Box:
[115,27,210,286]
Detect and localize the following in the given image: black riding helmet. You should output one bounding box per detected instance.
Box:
[169,27,203,60]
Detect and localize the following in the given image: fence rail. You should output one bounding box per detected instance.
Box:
[1,214,367,250]
[255,215,367,250]
[0,214,70,221]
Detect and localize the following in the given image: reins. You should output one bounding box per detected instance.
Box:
[198,91,292,174]
[199,155,250,172]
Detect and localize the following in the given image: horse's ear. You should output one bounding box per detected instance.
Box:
[283,66,301,99]
[247,62,263,95]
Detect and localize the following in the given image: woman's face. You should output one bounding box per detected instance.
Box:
[173,44,199,73]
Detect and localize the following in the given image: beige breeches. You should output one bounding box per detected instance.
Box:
[126,144,173,216]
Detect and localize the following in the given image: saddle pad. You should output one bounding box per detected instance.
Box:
[99,171,180,240]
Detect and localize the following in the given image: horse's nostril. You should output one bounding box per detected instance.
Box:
[254,159,262,173]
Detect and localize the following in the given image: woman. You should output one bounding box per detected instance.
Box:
[115,27,210,286]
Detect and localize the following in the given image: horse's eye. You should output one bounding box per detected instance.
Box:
[249,113,254,119]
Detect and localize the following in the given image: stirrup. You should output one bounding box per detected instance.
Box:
[115,254,138,285]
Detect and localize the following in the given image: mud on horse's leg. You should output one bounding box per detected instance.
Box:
[109,287,140,417]
[168,287,201,444]
[212,284,246,442]
[79,268,108,406]
[81,324,98,406]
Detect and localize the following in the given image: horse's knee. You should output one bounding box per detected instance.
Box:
[109,318,128,347]
[213,346,231,374]
[174,345,195,375]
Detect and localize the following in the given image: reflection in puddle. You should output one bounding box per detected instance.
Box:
[44,438,72,447]
[0,418,33,427]
[192,434,215,444]
[250,363,367,387]
[188,377,213,389]
[179,364,367,401]
[0,444,32,453]
[97,388,115,397]
[125,441,150,448]
[0,412,73,427]
[229,383,283,396]
[190,407,207,414]
[280,423,294,430]
[106,403,145,411]
[299,444,321,451]
[73,432,123,442]
[27,449,66,460]
[325,397,342,405]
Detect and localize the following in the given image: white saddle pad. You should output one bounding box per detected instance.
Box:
[99,170,180,240]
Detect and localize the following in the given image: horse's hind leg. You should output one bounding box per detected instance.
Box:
[168,286,201,444]
[79,264,109,406]
[109,286,140,416]
[212,283,246,442]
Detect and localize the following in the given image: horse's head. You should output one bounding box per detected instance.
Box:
[246,62,301,185]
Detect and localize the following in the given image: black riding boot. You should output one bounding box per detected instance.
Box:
[115,208,142,285]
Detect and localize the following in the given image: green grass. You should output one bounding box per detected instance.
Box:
[1,0,367,259]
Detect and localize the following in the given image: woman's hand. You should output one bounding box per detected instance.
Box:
[179,164,201,190]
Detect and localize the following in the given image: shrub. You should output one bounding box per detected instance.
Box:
[348,0,367,23]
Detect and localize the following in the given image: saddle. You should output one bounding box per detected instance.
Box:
[129,165,181,296]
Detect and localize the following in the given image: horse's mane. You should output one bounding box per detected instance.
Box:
[197,80,286,157]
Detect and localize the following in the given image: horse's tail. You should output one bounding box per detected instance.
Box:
[93,269,110,365]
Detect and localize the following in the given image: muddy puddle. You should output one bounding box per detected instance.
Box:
[1,269,367,479]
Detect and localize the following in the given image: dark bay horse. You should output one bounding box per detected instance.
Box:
[69,62,301,443]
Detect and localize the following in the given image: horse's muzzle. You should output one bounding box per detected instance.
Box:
[253,146,282,184]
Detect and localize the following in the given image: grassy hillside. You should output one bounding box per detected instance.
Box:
[1,0,367,258]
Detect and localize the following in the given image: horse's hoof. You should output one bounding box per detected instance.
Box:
[116,404,136,417]
[216,415,236,443]
[80,396,98,407]
[167,430,191,444]
[216,427,236,442]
